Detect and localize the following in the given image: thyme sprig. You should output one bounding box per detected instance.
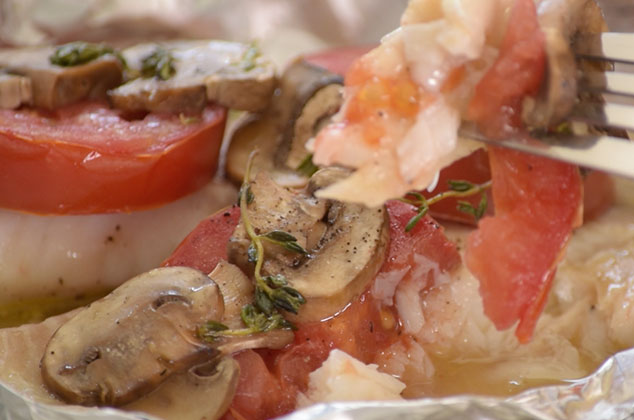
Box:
[199,150,306,342]
[400,179,492,232]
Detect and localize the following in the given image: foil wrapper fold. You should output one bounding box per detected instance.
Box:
[1,347,634,419]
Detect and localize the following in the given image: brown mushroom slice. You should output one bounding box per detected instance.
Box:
[228,168,389,322]
[0,74,31,109]
[109,40,276,114]
[227,171,329,271]
[0,47,122,109]
[206,262,295,352]
[225,58,343,186]
[522,0,607,128]
[125,357,239,420]
[41,266,224,407]
[209,260,254,329]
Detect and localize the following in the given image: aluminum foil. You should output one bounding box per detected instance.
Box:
[0,1,633,419]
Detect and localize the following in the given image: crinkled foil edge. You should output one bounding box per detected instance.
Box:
[1,346,634,420]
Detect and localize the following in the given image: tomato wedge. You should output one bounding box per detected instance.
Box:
[161,205,240,273]
[0,102,226,214]
[304,46,374,76]
[164,200,460,420]
[466,0,545,138]
[465,0,583,343]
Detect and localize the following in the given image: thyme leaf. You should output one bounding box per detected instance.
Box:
[404,205,429,232]
[447,180,475,192]
[50,42,120,67]
[296,154,319,177]
[141,47,176,80]
[239,41,260,72]
[263,230,298,242]
[457,193,488,222]
[260,230,308,254]
[264,274,288,288]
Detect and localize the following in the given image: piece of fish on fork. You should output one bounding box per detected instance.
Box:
[460,32,634,180]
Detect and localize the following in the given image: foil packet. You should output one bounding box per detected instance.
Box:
[0,0,633,419]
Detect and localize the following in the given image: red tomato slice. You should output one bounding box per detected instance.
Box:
[465,0,583,343]
[0,102,226,214]
[582,170,615,222]
[222,350,285,420]
[161,205,240,273]
[466,0,545,138]
[425,150,613,225]
[465,148,582,342]
[179,201,460,419]
[230,201,460,419]
[304,45,374,76]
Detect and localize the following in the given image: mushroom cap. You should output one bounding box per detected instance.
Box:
[523,0,607,127]
[228,168,389,322]
[109,40,276,114]
[124,356,240,420]
[41,266,223,406]
[225,58,343,187]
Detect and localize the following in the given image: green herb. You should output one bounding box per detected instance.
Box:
[457,193,488,221]
[179,113,200,125]
[400,179,492,231]
[50,42,123,67]
[260,230,308,255]
[239,42,260,71]
[198,150,305,343]
[141,47,176,80]
[296,153,319,177]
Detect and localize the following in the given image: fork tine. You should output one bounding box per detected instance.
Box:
[569,102,634,132]
[574,33,634,64]
[459,122,634,180]
[578,71,634,98]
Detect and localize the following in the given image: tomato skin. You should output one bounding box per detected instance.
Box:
[383,200,461,274]
[462,0,585,343]
[161,205,240,273]
[583,171,615,222]
[425,150,613,225]
[222,350,285,420]
[466,148,582,342]
[466,0,545,138]
[304,46,374,76]
[0,103,226,215]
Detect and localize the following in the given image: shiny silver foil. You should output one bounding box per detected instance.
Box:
[0,0,633,419]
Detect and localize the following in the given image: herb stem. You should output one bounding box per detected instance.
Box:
[400,179,492,231]
[239,150,273,295]
[427,180,491,206]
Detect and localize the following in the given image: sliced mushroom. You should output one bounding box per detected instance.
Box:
[228,168,389,322]
[41,262,294,409]
[226,58,343,186]
[125,357,239,420]
[522,0,607,128]
[205,260,294,353]
[0,74,31,109]
[0,47,122,109]
[41,266,224,406]
[109,40,276,114]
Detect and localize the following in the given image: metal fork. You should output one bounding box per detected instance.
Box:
[460,32,634,179]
